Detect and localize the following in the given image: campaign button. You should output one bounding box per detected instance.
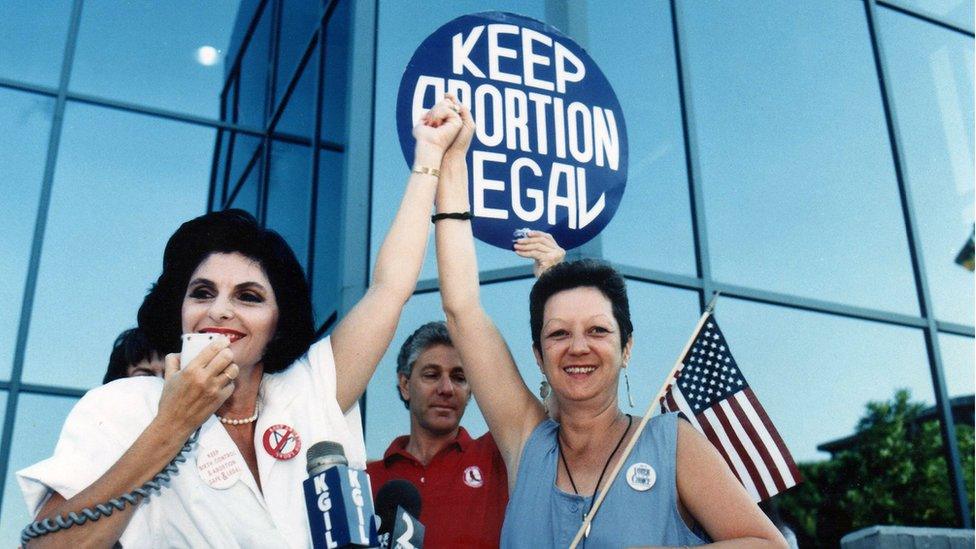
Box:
[197,441,244,489]
[262,424,302,460]
[626,462,656,491]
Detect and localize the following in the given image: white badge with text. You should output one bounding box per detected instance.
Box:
[626,462,656,492]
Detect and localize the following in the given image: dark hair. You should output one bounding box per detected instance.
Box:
[395,321,453,409]
[103,328,160,384]
[137,209,314,374]
[529,259,633,352]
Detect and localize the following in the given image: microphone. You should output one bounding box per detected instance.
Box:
[375,480,425,549]
[303,441,378,548]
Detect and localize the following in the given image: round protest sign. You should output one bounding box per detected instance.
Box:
[397,12,628,250]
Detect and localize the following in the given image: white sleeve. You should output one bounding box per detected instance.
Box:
[16,380,157,518]
[304,336,368,469]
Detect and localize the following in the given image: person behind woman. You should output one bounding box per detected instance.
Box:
[433,103,788,547]
[102,327,165,384]
[17,97,464,548]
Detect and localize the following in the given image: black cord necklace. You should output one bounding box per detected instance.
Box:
[556,413,633,540]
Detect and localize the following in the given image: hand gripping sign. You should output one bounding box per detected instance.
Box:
[397,12,628,250]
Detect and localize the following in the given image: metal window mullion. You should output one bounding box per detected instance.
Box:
[669,0,715,313]
[877,0,975,37]
[0,0,84,513]
[257,0,281,226]
[864,0,971,527]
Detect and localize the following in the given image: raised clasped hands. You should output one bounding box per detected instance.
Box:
[413,94,465,157]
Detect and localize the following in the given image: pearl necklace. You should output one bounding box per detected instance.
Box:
[217,401,261,425]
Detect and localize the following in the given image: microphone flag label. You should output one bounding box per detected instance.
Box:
[396,12,628,250]
[304,466,379,548]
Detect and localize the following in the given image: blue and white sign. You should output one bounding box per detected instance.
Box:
[397,12,628,250]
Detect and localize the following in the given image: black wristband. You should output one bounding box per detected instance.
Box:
[431,211,473,223]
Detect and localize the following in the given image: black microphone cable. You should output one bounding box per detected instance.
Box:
[20,428,200,545]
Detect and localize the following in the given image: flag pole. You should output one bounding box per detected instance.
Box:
[568,292,721,549]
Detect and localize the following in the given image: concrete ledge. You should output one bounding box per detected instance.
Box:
[841,525,975,548]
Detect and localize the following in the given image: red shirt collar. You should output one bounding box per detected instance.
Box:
[383,427,473,464]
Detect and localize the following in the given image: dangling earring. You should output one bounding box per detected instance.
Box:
[624,368,635,409]
[539,379,551,400]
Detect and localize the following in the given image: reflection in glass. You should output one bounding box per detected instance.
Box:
[237,5,272,129]
[320,0,351,146]
[940,333,975,398]
[893,0,974,31]
[312,150,344,326]
[274,44,317,139]
[715,298,933,462]
[228,152,262,217]
[371,0,547,278]
[22,103,212,389]
[275,0,322,113]
[0,0,71,87]
[0,90,53,380]
[587,0,696,275]
[0,394,76,545]
[71,1,239,118]
[266,141,312,270]
[680,1,919,315]
[879,7,975,325]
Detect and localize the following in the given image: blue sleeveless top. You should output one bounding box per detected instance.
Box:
[500,413,707,548]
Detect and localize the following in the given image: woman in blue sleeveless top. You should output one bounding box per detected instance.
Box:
[432,102,788,548]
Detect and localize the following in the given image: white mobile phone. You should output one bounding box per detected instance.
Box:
[180,333,228,368]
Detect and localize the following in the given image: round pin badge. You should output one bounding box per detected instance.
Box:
[196,441,244,490]
[626,462,656,492]
[462,465,484,488]
[262,424,302,461]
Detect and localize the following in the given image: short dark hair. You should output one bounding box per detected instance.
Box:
[395,321,453,409]
[103,328,160,384]
[529,259,633,352]
[137,209,314,374]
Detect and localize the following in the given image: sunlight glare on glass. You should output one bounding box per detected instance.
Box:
[195,45,221,67]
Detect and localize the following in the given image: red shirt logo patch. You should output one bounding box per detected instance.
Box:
[463,465,484,488]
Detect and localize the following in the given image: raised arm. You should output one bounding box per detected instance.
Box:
[434,101,546,474]
[331,97,462,411]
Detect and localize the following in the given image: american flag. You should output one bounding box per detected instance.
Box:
[660,314,801,502]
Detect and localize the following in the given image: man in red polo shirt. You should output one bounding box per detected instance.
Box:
[367,321,508,548]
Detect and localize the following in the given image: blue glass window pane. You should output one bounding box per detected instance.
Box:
[892,0,974,32]
[879,7,975,325]
[228,151,263,216]
[311,149,344,326]
[0,0,71,87]
[236,5,272,129]
[940,333,975,399]
[266,141,312,270]
[0,394,76,544]
[716,299,933,462]
[0,90,53,380]
[71,1,239,118]
[587,0,696,276]
[680,1,919,316]
[229,131,264,193]
[623,282,702,409]
[22,103,212,389]
[372,0,546,279]
[275,0,321,114]
[320,0,351,146]
[275,43,317,140]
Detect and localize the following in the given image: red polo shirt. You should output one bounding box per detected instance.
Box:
[367,428,508,548]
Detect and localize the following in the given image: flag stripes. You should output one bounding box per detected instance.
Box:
[660,314,801,502]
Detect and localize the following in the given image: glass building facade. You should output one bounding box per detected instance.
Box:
[0,0,972,544]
